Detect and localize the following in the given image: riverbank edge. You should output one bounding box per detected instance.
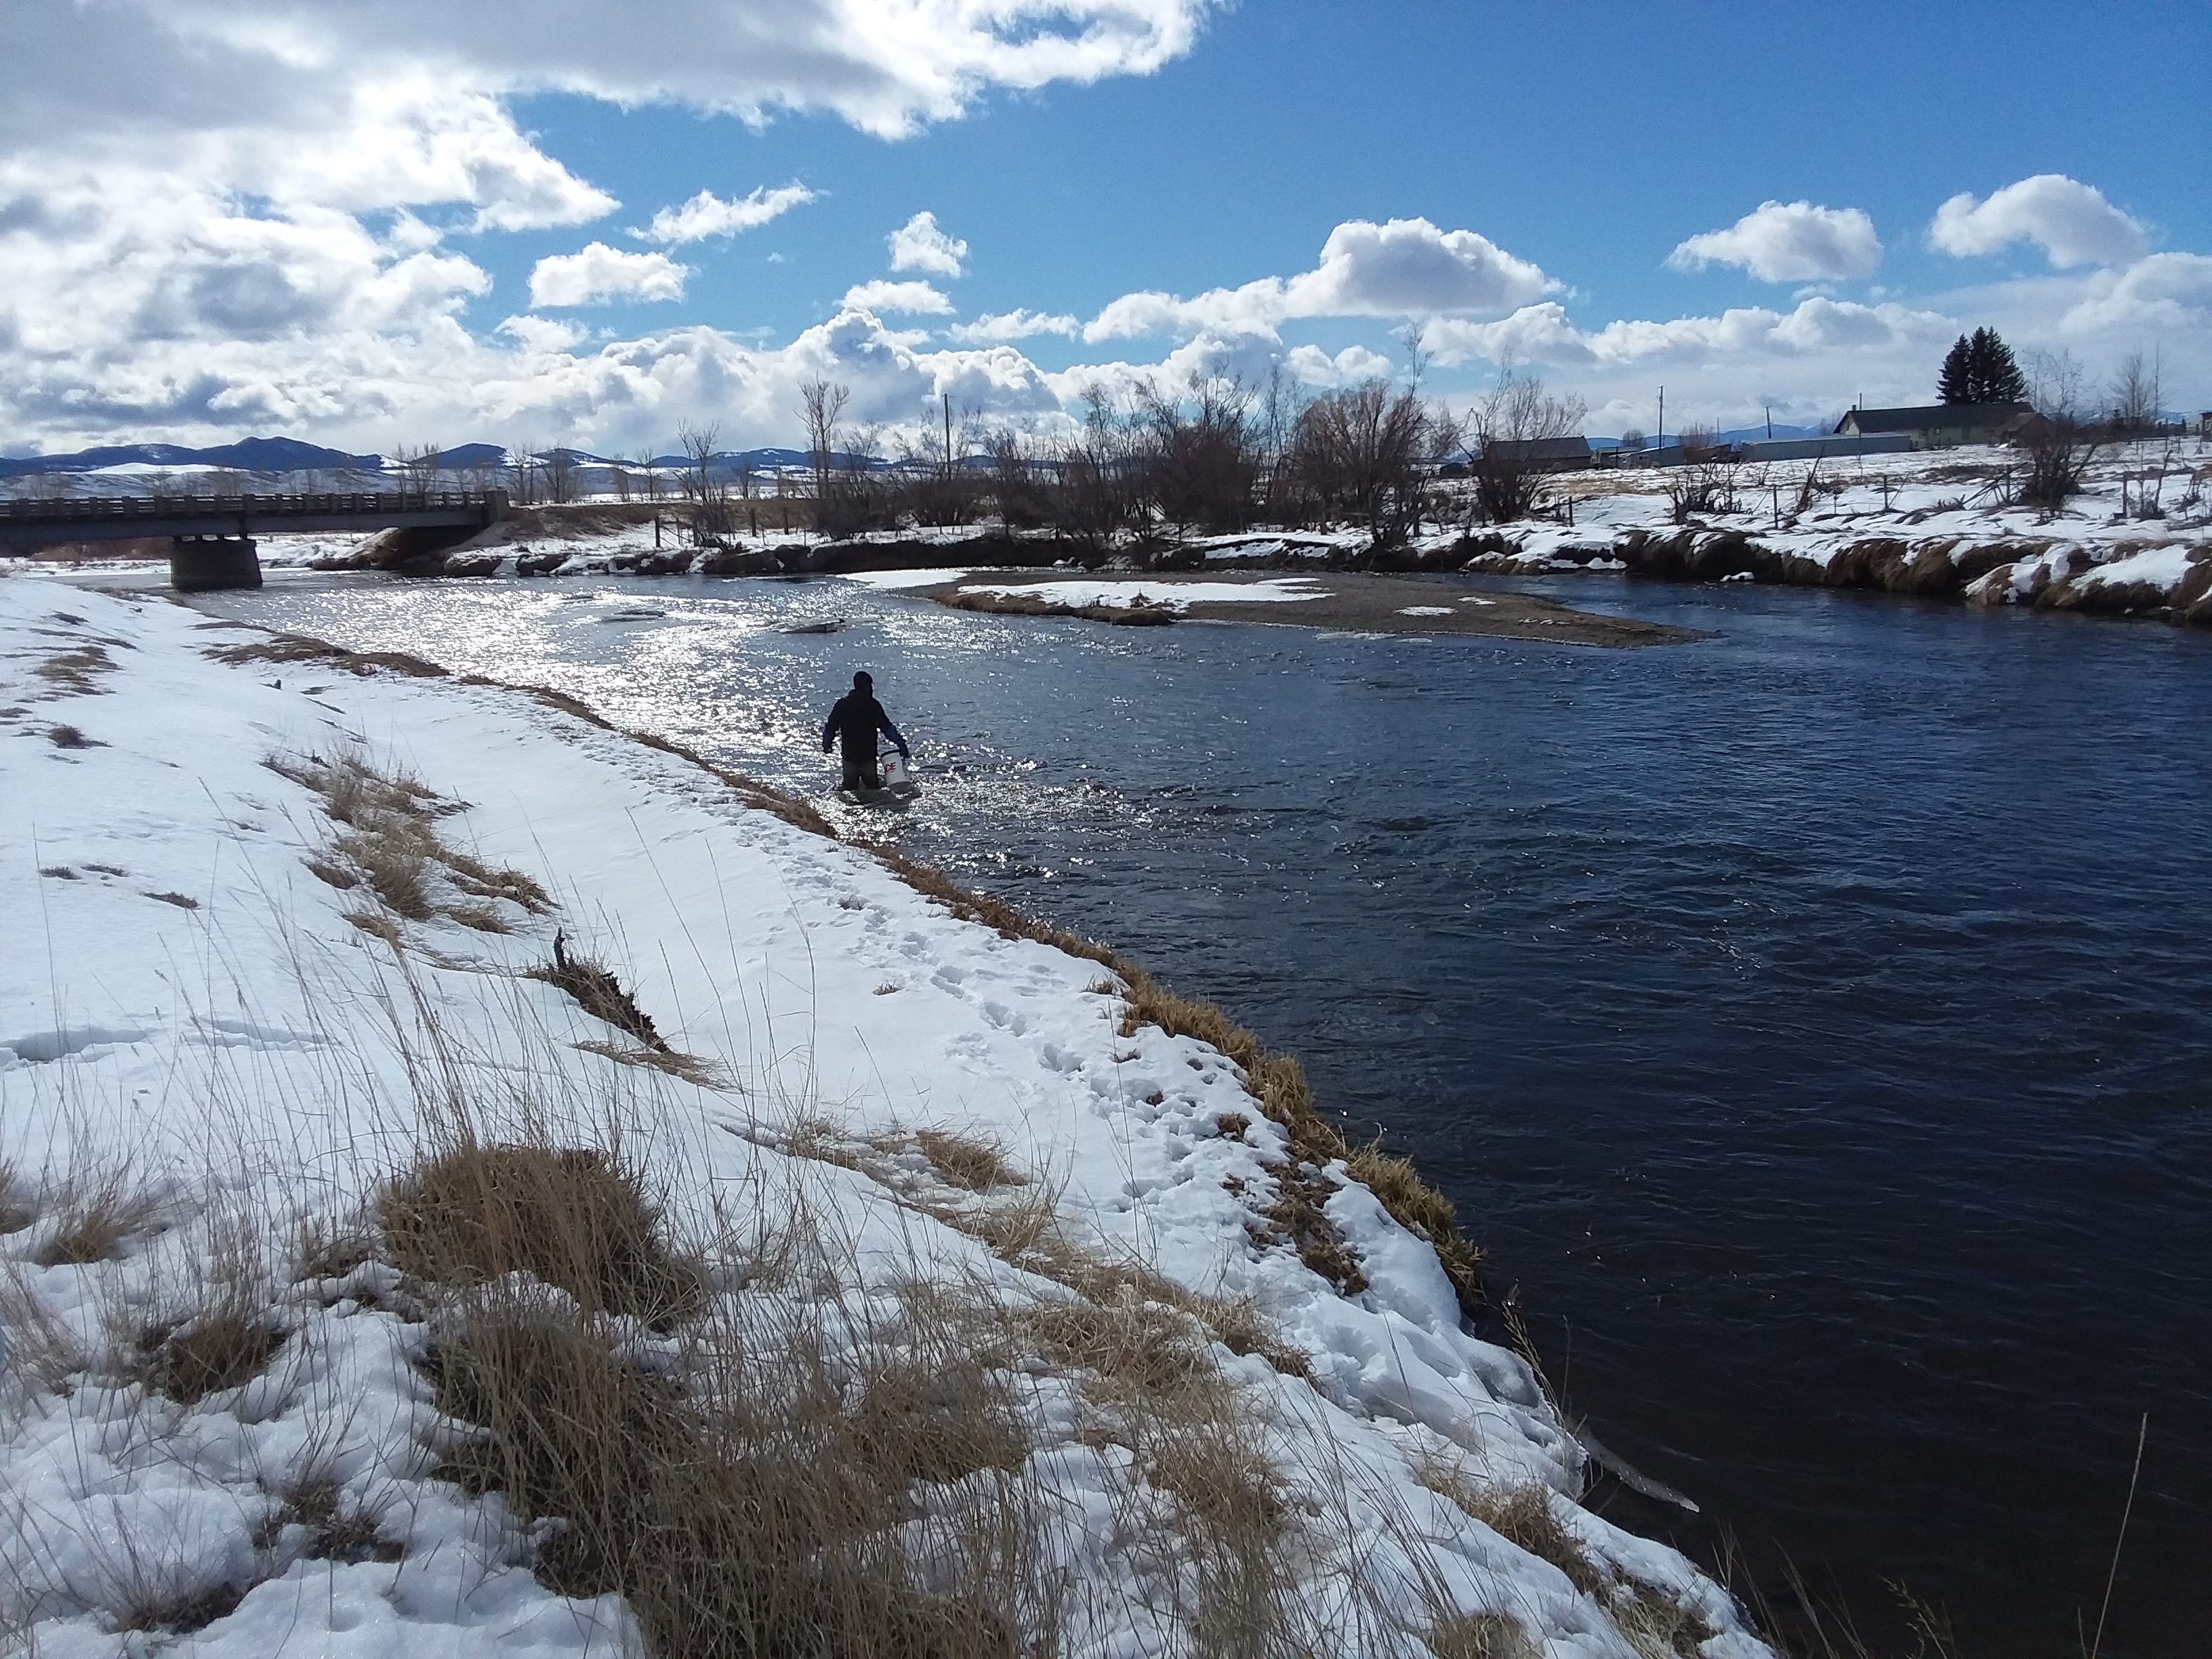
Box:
[219,622,1490,1324]
[297,505,2212,632]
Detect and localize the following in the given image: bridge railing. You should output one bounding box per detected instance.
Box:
[1,491,507,524]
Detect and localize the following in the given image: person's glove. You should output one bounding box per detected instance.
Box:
[822,739,833,754]
[896,743,911,760]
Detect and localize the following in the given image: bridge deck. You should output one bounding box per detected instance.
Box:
[0,491,508,548]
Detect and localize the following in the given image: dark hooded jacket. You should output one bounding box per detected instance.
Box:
[821,688,907,758]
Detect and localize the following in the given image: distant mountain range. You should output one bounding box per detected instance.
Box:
[0,436,888,480]
[4,425,1843,483]
[0,436,386,478]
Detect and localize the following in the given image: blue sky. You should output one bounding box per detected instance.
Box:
[2,0,2207,453]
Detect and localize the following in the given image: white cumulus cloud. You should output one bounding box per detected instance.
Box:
[841,279,956,315]
[635,183,816,245]
[1083,217,1556,343]
[1668,201,1882,283]
[888,211,968,276]
[530,244,689,306]
[947,308,1081,342]
[2059,251,2212,335]
[1929,175,2148,269]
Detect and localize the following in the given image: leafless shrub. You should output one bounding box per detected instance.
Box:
[45,723,102,748]
[1143,374,1265,535]
[1666,463,1741,523]
[1290,378,1448,543]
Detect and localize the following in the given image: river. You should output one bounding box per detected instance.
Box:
[188,567,2212,1658]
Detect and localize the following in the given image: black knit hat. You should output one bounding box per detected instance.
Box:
[853,671,873,689]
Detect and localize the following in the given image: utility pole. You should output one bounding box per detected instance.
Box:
[1656,387,1664,453]
[943,392,953,488]
[1765,404,1774,441]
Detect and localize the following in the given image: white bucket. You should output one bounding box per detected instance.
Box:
[879,752,909,789]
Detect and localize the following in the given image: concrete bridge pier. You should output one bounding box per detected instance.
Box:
[170,535,262,592]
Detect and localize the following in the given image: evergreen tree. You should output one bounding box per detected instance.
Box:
[1967,327,2028,405]
[1941,327,2029,405]
[1938,335,1974,403]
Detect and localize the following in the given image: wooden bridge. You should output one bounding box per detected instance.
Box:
[0,490,510,589]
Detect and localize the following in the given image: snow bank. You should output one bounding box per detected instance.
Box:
[956,577,1328,611]
[0,577,1769,1656]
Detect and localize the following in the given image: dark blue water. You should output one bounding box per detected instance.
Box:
[196,571,2212,1657]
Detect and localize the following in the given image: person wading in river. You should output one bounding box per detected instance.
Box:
[821,670,909,793]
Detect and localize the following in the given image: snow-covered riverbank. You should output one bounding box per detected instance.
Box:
[1,576,1769,1656]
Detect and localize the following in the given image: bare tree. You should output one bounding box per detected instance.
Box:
[2108,348,2165,436]
[1141,373,1262,535]
[1288,379,1441,545]
[1465,365,1587,523]
[506,443,540,507]
[544,447,579,506]
[2016,348,2100,510]
[798,377,851,536]
[392,441,444,497]
[676,423,732,541]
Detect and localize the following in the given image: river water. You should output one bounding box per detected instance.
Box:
[192,569,2211,1657]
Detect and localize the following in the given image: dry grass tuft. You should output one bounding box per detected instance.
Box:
[0,1165,34,1237]
[46,722,103,748]
[533,930,669,1052]
[253,1475,403,1564]
[35,1170,160,1266]
[115,1580,249,1635]
[211,632,448,679]
[438,846,552,914]
[138,1311,286,1404]
[144,890,200,910]
[1414,1457,1715,1651]
[382,1141,703,1328]
[272,748,550,928]
[294,1221,377,1284]
[33,645,115,697]
[335,823,435,918]
[917,1128,1023,1192]
[344,907,403,946]
[1427,1612,1542,1659]
[422,1227,1042,1657]
[1418,1473,1606,1597]
[305,857,359,890]
[573,1038,724,1088]
[1347,1141,1482,1313]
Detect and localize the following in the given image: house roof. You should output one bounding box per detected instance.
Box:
[1835,403,2030,435]
[1481,436,1592,462]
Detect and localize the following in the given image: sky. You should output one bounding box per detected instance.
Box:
[1,0,2207,457]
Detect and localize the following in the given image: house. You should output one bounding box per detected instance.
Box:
[1477,436,1592,472]
[1834,403,2031,449]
